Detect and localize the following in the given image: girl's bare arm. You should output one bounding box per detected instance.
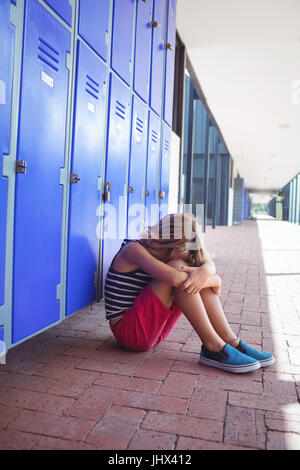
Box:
[123,242,189,287]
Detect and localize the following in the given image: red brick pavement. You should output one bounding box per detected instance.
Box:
[0,219,300,450]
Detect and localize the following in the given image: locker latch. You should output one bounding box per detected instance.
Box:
[159,190,166,200]
[16,160,27,174]
[166,43,175,52]
[128,186,134,194]
[151,20,161,28]
[70,173,80,184]
[104,182,111,202]
[145,189,151,197]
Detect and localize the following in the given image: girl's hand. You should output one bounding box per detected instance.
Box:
[178,266,210,295]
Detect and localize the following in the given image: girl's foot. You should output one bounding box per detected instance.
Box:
[199,344,261,374]
[235,340,275,367]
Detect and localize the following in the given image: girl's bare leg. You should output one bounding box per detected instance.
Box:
[150,261,225,352]
[200,288,239,346]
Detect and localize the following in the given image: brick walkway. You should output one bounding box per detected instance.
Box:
[0,218,300,450]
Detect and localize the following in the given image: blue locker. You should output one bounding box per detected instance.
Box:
[12,0,70,343]
[78,0,110,62]
[149,0,166,116]
[0,0,15,307]
[101,74,131,283]
[111,0,135,86]
[133,0,153,103]
[66,41,107,316]
[159,123,171,218]
[43,0,72,26]
[164,0,177,126]
[127,96,148,238]
[145,111,161,226]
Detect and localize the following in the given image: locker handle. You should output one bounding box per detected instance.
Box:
[128,186,134,194]
[145,190,151,197]
[70,173,80,184]
[103,182,111,202]
[151,20,161,28]
[166,43,175,52]
[16,160,27,174]
[159,190,166,200]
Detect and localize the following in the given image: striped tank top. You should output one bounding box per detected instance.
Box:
[104,239,152,321]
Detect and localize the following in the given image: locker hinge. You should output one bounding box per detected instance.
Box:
[66,52,71,71]
[56,284,62,301]
[16,160,27,174]
[60,168,67,186]
[151,20,161,28]
[10,1,18,27]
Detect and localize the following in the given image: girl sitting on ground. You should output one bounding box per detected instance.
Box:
[104,213,274,373]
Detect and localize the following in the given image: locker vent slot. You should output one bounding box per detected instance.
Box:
[38,37,59,72]
[86,75,100,100]
[115,100,126,120]
[164,140,170,152]
[136,117,144,134]
[151,130,158,143]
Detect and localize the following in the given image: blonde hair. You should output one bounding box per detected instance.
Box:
[139,213,210,267]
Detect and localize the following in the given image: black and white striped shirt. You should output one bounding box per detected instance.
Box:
[104,239,152,321]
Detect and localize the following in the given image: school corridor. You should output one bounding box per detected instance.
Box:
[0,217,299,450]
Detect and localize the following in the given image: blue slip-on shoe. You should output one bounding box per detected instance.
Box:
[235,340,275,367]
[199,344,261,374]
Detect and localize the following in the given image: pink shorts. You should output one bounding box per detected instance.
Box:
[110,284,182,352]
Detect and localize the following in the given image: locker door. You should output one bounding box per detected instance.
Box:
[78,0,110,62]
[43,0,72,26]
[101,75,131,284]
[12,0,70,343]
[133,0,153,103]
[66,41,107,317]
[0,0,15,307]
[164,0,177,126]
[145,111,161,226]
[111,0,135,86]
[149,0,166,116]
[127,96,148,238]
[159,124,171,218]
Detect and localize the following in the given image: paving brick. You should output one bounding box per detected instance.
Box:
[0,404,22,430]
[188,389,227,421]
[33,435,97,450]
[224,405,266,449]
[176,437,254,450]
[0,430,39,450]
[93,373,162,393]
[228,391,300,413]
[267,431,300,450]
[84,407,145,449]
[0,386,75,415]
[65,385,120,420]
[128,429,176,450]
[142,411,223,442]
[158,372,197,398]
[0,371,57,392]
[8,409,96,441]
[115,390,188,415]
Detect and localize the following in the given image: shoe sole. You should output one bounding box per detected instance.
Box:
[199,356,261,374]
[258,356,275,367]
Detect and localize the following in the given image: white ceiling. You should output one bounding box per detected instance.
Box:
[177,0,300,191]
